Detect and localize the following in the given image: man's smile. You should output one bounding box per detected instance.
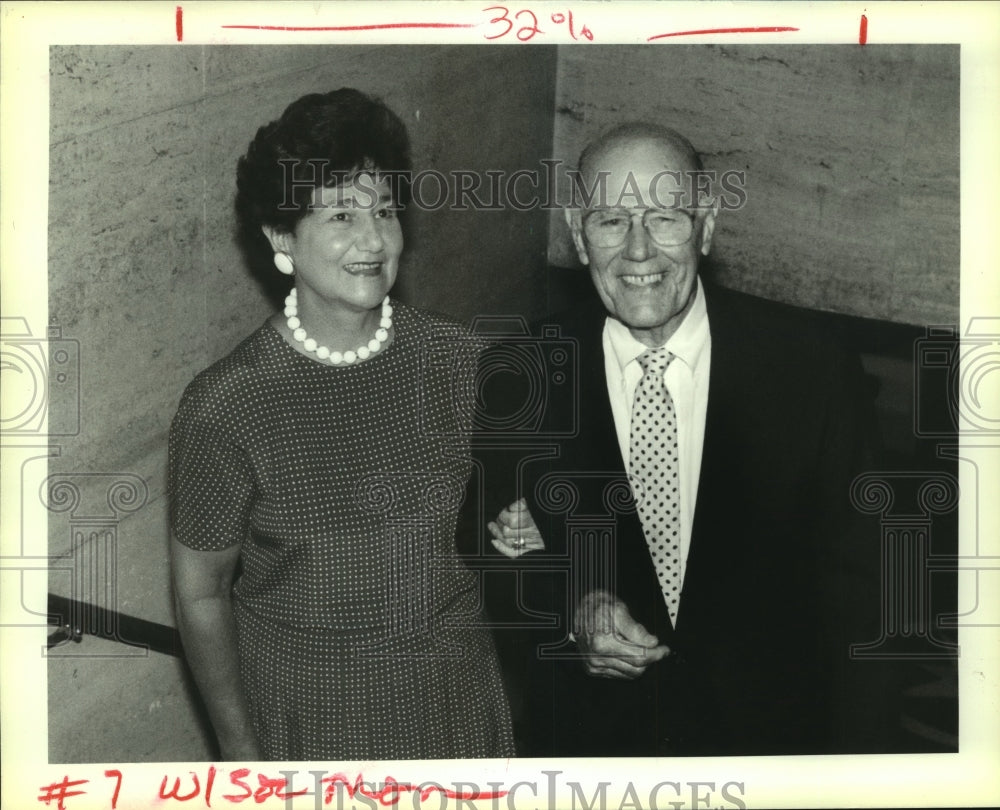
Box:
[620,271,666,287]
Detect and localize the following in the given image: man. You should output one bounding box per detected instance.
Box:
[468,122,895,756]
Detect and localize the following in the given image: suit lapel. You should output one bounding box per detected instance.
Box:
[683,286,749,628]
[576,313,624,475]
[558,304,677,639]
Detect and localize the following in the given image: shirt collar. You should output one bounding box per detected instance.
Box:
[605,276,710,376]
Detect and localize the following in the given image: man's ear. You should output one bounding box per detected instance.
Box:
[698,198,719,257]
[564,207,590,266]
[262,224,293,255]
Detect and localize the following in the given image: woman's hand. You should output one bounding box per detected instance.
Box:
[171,538,261,761]
[488,498,545,558]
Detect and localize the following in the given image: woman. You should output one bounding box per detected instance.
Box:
[169,88,514,761]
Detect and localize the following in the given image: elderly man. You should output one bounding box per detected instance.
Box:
[470,122,894,756]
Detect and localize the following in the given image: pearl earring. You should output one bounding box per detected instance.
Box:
[273,252,295,275]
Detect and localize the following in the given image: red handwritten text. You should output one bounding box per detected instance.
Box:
[483,6,593,41]
[222,769,310,804]
[39,769,509,809]
[221,22,475,33]
[550,10,593,41]
[104,770,123,810]
[648,26,799,42]
[159,767,216,803]
[156,767,313,805]
[322,773,507,806]
[37,776,88,810]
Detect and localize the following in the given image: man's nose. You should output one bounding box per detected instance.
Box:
[623,214,654,261]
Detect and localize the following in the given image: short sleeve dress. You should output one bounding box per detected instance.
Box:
[168,301,514,760]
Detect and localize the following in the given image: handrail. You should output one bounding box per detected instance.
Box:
[46,592,182,657]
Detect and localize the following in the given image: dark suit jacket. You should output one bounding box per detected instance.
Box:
[462,281,899,757]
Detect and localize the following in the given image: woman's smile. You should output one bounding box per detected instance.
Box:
[343,261,385,276]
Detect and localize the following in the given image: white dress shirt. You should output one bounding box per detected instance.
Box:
[602,278,711,591]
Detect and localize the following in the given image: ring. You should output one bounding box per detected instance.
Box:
[513,537,526,548]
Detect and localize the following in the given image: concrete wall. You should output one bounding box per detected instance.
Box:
[548,45,959,326]
[46,44,557,762]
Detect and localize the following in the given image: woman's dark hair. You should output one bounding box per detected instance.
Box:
[235,88,411,253]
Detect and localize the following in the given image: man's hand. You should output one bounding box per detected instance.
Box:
[573,590,670,680]
[488,497,545,558]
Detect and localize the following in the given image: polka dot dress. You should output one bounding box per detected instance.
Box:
[628,348,682,625]
[169,302,514,760]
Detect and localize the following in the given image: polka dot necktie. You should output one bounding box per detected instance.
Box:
[629,347,681,625]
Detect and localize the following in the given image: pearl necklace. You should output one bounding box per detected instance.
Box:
[284,288,392,365]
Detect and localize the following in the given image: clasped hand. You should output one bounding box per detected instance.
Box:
[573,590,670,679]
[490,502,669,679]
[488,497,545,557]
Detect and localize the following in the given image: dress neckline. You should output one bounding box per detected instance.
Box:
[263,301,404,372]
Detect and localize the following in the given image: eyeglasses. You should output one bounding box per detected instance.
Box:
[583,208,695,248]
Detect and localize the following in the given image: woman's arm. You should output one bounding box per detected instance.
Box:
[170,537,262,761]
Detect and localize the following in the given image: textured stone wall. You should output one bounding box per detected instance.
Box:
[548,44,959,326]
